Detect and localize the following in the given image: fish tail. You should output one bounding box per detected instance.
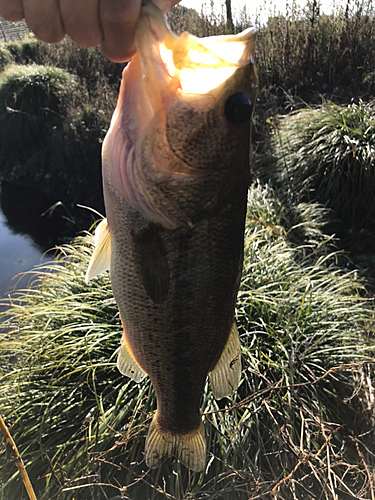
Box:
[145,413,206,472]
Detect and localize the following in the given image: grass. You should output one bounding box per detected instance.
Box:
[256,100,375,250]
[0,36,122,237]
[0,46,11,71]
[0,64,78,152]
[3,35,42,66]
[0,182,374,499]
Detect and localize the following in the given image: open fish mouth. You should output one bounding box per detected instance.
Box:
[139,2,255,96]
[105,0,257,137]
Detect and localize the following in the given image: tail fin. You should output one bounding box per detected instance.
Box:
[145,413,206,472]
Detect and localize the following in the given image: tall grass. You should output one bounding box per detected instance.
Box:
[255,10,375,96]
[256,100,375,250]
[0,182,374,499]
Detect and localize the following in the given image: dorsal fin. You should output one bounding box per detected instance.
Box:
[85,218,111,284]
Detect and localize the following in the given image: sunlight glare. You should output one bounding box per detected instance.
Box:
[159,43,176,77]
[179,67,237,93]
[187,50,220,65]
[199,40,246,64]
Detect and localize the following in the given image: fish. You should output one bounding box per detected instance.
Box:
[86,0,258,472]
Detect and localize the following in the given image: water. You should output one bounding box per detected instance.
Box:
[0,179,66,298]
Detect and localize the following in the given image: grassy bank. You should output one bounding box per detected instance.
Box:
[1,3,375,499]
[0,182,374,499]
[0,35,123,237]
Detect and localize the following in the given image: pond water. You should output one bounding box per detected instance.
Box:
[0,179,67,298]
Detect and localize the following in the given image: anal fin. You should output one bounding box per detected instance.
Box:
[117,320,147,383]
[145,412,206,472]
[85,218,111,284]
[209,321,241,400]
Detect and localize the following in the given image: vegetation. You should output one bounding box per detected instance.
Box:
[0,46,11,71]
[255,101,375,251]
[1,1,375,499]
[0,183,374,499]
[3,35,41,65]
[0,36,123,236]
[0,64,77,156]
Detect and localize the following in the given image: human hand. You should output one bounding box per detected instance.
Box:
[0,0,180,62]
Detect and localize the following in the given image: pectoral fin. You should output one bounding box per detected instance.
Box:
[117,320,147,383]
[132,224,170,304]
[85,218,111,284]
[209,321,242,400]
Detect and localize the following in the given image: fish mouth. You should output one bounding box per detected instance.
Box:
[135,1,256,106]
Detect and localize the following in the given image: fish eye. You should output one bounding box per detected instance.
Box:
[224,92,252,125]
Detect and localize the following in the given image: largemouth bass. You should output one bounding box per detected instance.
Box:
[86,0,258,472]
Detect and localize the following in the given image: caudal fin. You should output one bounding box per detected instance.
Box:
[145,413,206,472]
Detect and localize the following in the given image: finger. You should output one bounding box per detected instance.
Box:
[23,0,65,43]
[100,0,141,63]
[154,0,181,12]
[0,0,24,21]
[59,0,102,47]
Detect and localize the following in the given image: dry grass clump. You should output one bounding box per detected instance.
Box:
[255,10,375,97]
[3,34,41,65]
[0,183,374,499]
[0,45,11,71]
